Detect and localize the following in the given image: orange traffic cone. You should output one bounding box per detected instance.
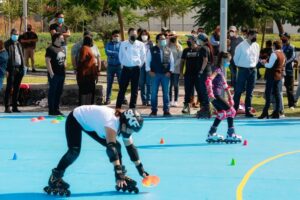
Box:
[160,138,165,144]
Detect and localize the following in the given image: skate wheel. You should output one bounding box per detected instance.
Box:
[52,190,58,195]
[59,191,64,196]
[115,185,120,191]
[122,187,126,192]
[65,190,71,197]
[44,186,51,194]
[128,189,133,193]
[134,188,139,194]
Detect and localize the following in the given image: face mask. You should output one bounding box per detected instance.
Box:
[11,34,19,42]
[251,37,257,43]
[141,35,148,42]
[170,37,176,43]
[113,37,120,42]
[187,41,192,48]
[160,39,167,47]
[229,32,235,37]
[130,35,137,42]
[223,60,230,68]
[196,39,204,46]
[58,18,64,24]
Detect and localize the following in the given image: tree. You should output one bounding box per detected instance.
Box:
[192,0,256,33]
[65,4,90,32]
[173,0,193,31]
[102,0,148,40]
[192,0,298,34]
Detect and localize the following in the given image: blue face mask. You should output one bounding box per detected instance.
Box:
[58,18,64,24]
[223,60,230,68]
[11,34,19,42]
[160,39,167,47]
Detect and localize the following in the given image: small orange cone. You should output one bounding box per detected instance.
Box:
[243,140,248,146]
[159,138,165,144]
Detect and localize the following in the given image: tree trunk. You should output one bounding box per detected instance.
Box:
[182,13,184,31]
[275,19,284,35]
[19,16,23,33]
[168,9,171,30]
[163,18,167,27]
[117,7,125,41]
[261,20,267,48]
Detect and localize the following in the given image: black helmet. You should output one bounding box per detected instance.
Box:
[120,109,144,132]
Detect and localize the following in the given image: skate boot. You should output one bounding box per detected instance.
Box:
[116,176,139,194]
[224,127,242,144]
[44,168,71,197]
[206,126,224,143]
[182,103,190,114]
[196,106,212,119]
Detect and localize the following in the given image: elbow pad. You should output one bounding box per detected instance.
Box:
[106,142,119,162]
[126,144,139,162]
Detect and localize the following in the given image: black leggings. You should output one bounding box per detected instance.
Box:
[56,112,122,172]
[211,95,234,128]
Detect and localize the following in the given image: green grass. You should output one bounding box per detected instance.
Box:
[251,95,300,117]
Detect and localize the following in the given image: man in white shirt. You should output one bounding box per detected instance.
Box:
[233,29,260,117]
[146,33,175,116]
[116,28,146,110]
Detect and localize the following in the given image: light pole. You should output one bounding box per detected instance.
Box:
[23,0,28,32]
[220,0,228,78]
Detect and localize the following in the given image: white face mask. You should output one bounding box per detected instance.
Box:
[229,32,235,37]
[141,35,148,42]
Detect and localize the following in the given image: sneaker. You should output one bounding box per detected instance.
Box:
[170,101,174,107]
[32,68,37,72]
[149,111,157,117]
[289,106,295,110]
[245,113,255,118]
[12,107,21,113]
[55,110,64,116]
[4,107,12,113]
[104,100,111,105]
[146,102,151,106]
[163,111,172,117]
[182,103,190,114]
[173,101,178,107]
[142,102,147,106]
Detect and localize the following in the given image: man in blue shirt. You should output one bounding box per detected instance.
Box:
[146,33,174,116]
[105,30,122,105]
[281,32,296,109]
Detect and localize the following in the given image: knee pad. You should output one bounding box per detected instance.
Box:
[216,110,227,120]
[64,147,80,163]
[106,142,120,162]
[226,107,236,118]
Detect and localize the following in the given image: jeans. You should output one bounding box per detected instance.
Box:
[295,74,300,101]
[197,73,210,108]
[233,67,256,113]
[4,70,24,108]
[139,65,151,104]
[151,73,170,112]
[184,75,197,104]
[263,77,281,113]
[169,73,180,102]
[0,77,3,91]
[284,75,295,107]
[271,79,284,112]
[106,64,121,101]
[48,74,65,113]
[116,66,140,109]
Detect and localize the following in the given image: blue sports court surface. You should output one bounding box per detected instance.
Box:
[0,113,300,200]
